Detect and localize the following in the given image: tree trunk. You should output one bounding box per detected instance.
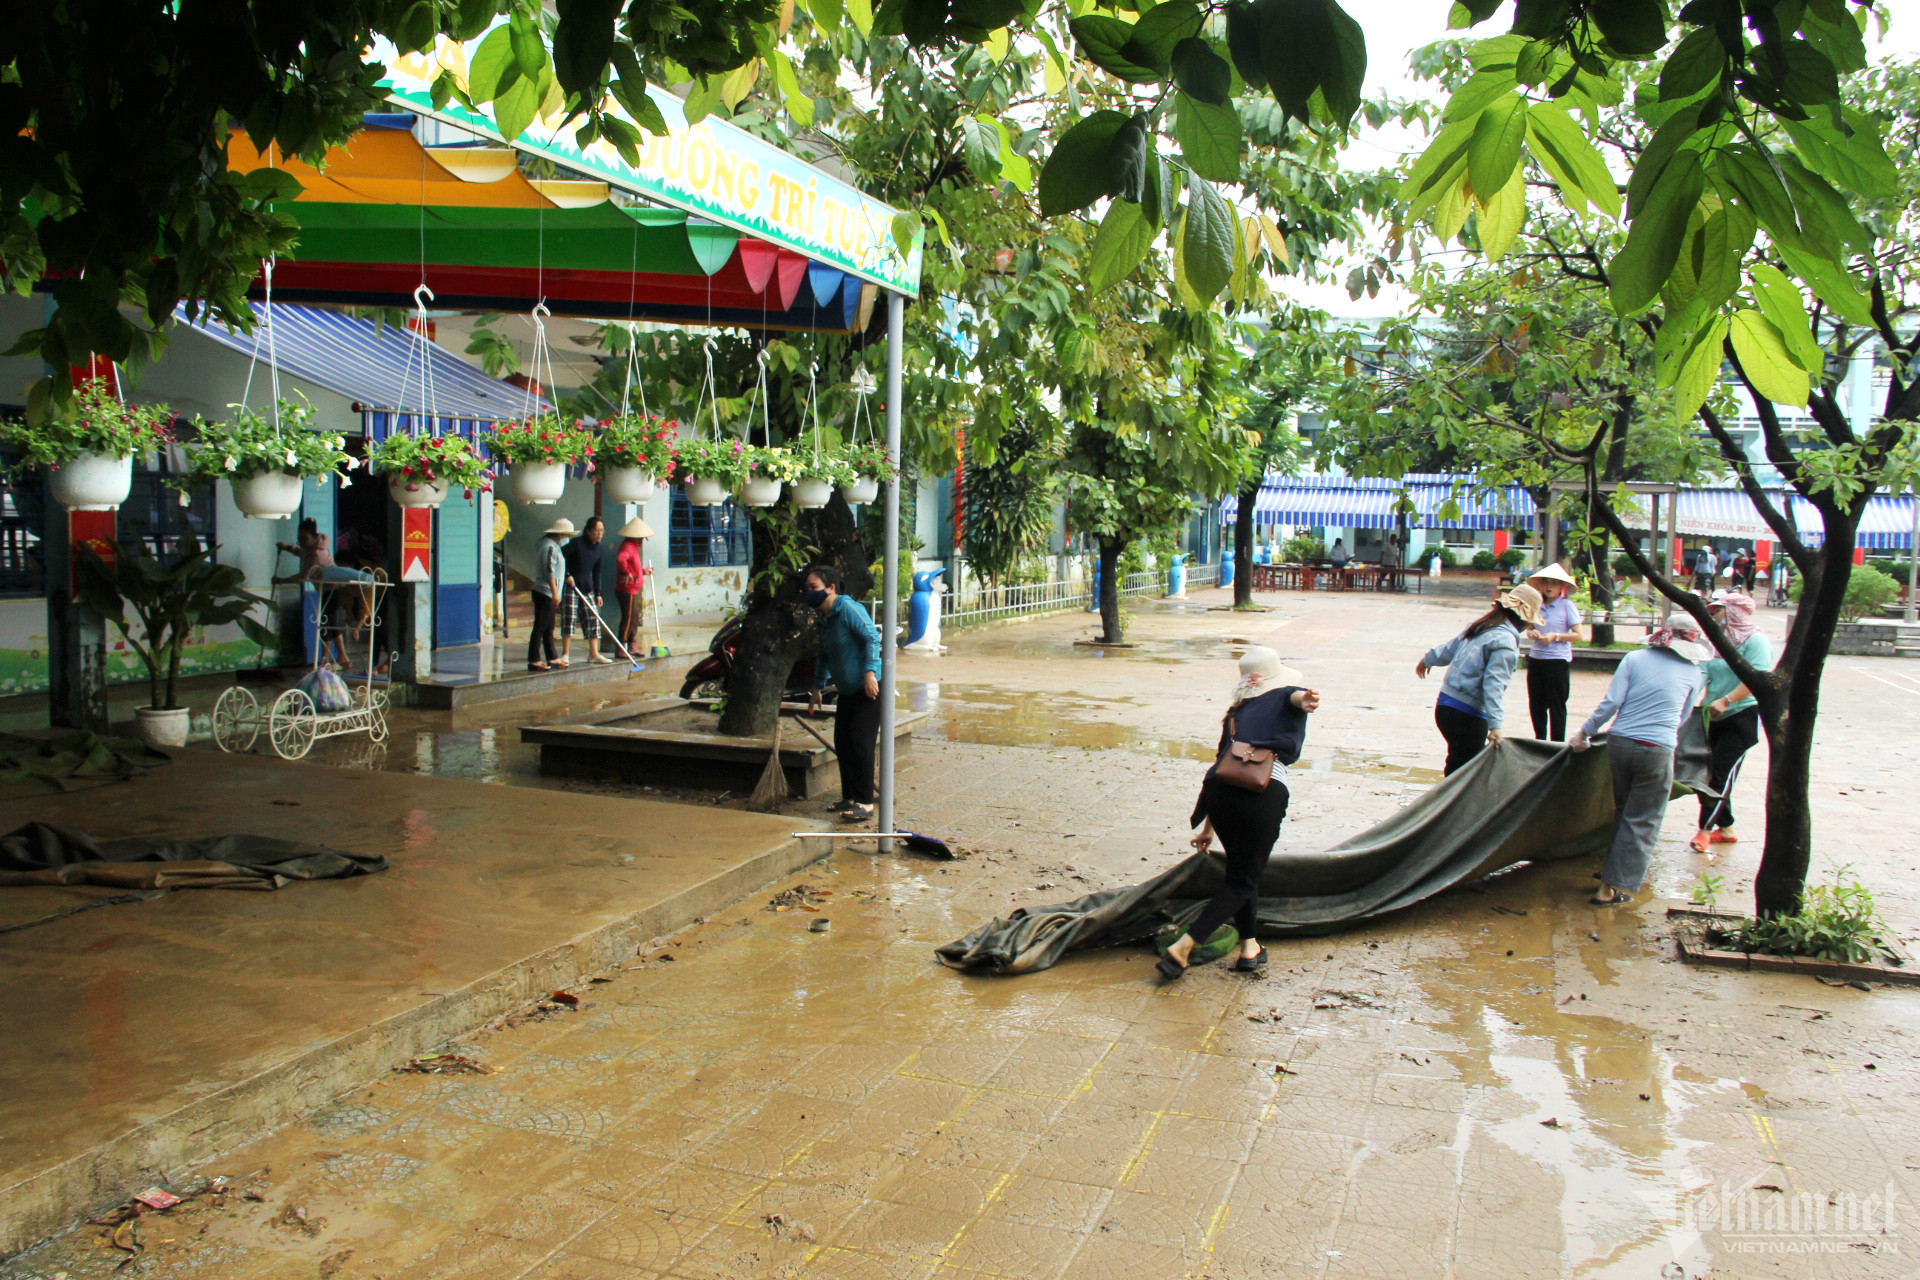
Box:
[1233,483,1256,607]
[1097,540,1123,643]
[718,496,873,738]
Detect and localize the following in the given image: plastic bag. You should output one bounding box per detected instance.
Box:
[297,667,352,713]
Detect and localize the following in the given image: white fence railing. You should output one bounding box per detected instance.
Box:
[869,561,1220,632]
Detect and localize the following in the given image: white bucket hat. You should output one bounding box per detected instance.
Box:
[1527,563,1577,587]
[1647,613,1715,663]
[1231,645,1303,704]
[543,517,577,537]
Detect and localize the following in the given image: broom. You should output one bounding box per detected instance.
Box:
[749,710,788,810]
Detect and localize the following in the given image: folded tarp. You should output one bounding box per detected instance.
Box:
[0,822,388,891]
[937,728,1720,976]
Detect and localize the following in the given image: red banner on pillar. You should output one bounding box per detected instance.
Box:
[1493,529,1509,555]
[70,510,117,602]
[1853,546,1866,566]
[1673,537,1685,575]
[1755,539,1771,568]
[401,507,433,583]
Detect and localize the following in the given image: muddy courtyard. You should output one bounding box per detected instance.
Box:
[6,588,1917,1280]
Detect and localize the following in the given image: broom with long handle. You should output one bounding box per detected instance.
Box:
[749,708,788,810]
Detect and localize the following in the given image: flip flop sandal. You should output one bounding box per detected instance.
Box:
[1710,831,1739,844]
[1688,832,1714,853]
[837,803,875,824]
[1589,887,1632,906]
[1155,954,1188,981]
[1232,945,1269,973]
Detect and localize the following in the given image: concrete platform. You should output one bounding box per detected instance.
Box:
[0,748,816,1257]
[522,697,927,798]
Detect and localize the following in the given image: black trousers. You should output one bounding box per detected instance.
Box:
[527,592,557,665]
[1699,707,1760,829]
[834,686,883,804]
[1188,775,1291,945]
[616,590,641,654]
[1526,658,1571,740]
[1435,703,1490,776]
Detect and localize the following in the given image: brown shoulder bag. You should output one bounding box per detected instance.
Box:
[1214,714,1274,792]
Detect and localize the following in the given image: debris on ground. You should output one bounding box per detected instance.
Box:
[393,1053,495,1075]
[546,990,580,1007]
[763,1213,817,1242]
[275,1202,323,1237]
[1311,991,1380,1010]
[808,919,831,933]
[131,1188,180,1210]
[768,884,833,911]
[319,1249,356,1278]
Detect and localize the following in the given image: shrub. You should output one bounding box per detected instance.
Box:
[1496,547,1528,568]
[1420,544,1458,568]
[1788,564,1899,621]
[1282,534,1319,562]
[1611,553,1637,578]
[1471,549,1499,571]
[1714,865,1888,964]
[1866,557,1915,587]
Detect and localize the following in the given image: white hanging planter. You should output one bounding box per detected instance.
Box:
[603,466,657,504]
[839,477,880,506]
[740,477,783,508]
[232,470,305,520]
[50,452,134,511]
[387,473,449,508]
[511,460,568,505]
[793,477,835,509]
[686,476,729,507]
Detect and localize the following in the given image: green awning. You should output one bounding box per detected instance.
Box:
[279,203,739,277]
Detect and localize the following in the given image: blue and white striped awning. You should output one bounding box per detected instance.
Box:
[1796,493,1915,551]
[1222,474,1537,530]
[178,302,542,423]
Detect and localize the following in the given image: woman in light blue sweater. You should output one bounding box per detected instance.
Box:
[1416,584,1544,776]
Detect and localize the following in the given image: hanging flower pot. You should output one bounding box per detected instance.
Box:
[793,477,835,509]
[686,476,729,507]
[740,476,784,507]
[51,452,136,511]
[603,466,657,503]
[839,477,880,506]
[388,474,450,508]
[510,461,568,505]
[231,470,306,519]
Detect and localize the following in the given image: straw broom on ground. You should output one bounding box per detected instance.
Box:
[749,707,788,810]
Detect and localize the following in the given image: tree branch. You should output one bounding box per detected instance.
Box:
[1696,402,1816,573]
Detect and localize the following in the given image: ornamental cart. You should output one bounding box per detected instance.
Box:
[213,572,392,759]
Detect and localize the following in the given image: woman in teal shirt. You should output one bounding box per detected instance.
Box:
[1691,590,1772,852]
[805,564,884,822]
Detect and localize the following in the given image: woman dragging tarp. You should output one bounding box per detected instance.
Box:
[1570,614,1710,905]
[1690,590,1771,854]
[1157,647,1319,981]
[1416,584,1544,775]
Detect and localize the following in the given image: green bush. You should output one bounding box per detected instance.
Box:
[1421,544,1459,568]
[1788,564,1899,621]
[1866,557,1915,587]
[1611,553,1637,579]
[1496,547,1528,568]
[1471,549,1499,571]
[1282,534,1319,563]
[1715,865,1888,964]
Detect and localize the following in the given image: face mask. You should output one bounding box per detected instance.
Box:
[804,587,829,608]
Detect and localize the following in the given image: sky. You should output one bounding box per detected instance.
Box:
[1284,0,1920,319]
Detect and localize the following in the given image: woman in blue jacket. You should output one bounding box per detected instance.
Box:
[1416,584,1543,775]
[805,564,884,822]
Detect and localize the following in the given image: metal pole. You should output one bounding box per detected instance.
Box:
[1906,484,1918,624]
[878,292,905,853]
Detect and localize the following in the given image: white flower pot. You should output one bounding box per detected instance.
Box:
[604,466,657,504]
[740,477,783,507]
[50,452,133,511]
[839,477,880,506]
[135,706,190,748]
[232,470,305,519]
[387,473,449,508]
[511,460,567,504]
[793,477,835,509]
[686,476,729,507]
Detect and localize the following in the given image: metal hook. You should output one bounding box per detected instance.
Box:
[413,284,435,308]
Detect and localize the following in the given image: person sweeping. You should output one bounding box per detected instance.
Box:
[805,565,884,823]
[1570,613,1709,905]
[613,516,653,659]
[1157,647,1319,981]
[1690,589,1771,853]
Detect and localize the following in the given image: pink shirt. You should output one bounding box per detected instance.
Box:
[615,540,647,593]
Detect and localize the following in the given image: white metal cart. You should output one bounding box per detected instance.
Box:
[214,573,392,759]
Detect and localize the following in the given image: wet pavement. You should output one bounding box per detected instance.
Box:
[5,588,1919,1279]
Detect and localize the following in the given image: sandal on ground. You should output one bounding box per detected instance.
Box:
[528,663,550,672]
[1710,830,1739,845]
[1155,953,1188,982]
[552,658,571,668]
[836,802,875,823]
[1232,945,1269,974]
[1688,831,1714,854]
[589,653,612,663]
[1589,886,1633,906]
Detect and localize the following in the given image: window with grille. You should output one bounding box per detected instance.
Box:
[667,490,751,567]
[0,468,45,598]
[121,452,216,561]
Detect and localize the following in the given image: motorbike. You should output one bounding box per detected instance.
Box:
[677,611,827,703]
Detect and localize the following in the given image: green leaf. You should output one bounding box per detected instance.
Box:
[509,13,547,81]
[1694,203,1753,312]
[609,74,668,135]
[1316,0,1367,124]
[1592,0,1670,58]
[1748,264,1823,371]
[1474,169,1526,258]
[1225,1,1267,90]
[1087,200,1155,293]
[1171,37,1232,105]
[1625,104,1700,217]
[986,116,1032,192]
[846,0,874,36]
[1128,1,1205,69]
[683,75,724,126]
[1526,102,1621,217]
[769,50,814,127]
[1070,15,1162,83]
[1181,174,1236,303]
[1774,240,1872,328]
[1710,147,1800,250]
[1107,113,1150,203]
[1671,313,1730,423]
[1400,114,1477,211]
[1175,93,1243,181]
[1782,111,1899,198]
[1037,110,1129,216]
[891,210,922,256]
[810,0,846,32]
[492,75,541,143]
[1609,149,1705,314]
[1515,39,1553,85]
[1468,95,1528,201]
[1730,309,1810,406]
[468,25,520,103]
[1659,27,1724,99]
[1778,152,1870,255]
[1443,66,1520,123]
[959,115,1001,183]
[1775,38,1841,105]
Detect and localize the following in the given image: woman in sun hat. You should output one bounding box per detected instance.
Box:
[529,516,574,671]
[1690,589,1771,853]
[1416,583,1544,775]
[1570,612,1710,905]
[1157,646,1320,981]
[1522,563,1583,741]
[613,515,654,657]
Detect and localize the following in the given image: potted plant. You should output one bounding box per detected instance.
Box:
[841,439,895,506]
[675,435,751,507]
[742,445,795,507]
[791,449,854,509]
[369,432,492,508]
[595,413,676,503]
[0,381,173,511]
[177,397,355,519]
[484,416,594,505]
[75,535,278,747]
